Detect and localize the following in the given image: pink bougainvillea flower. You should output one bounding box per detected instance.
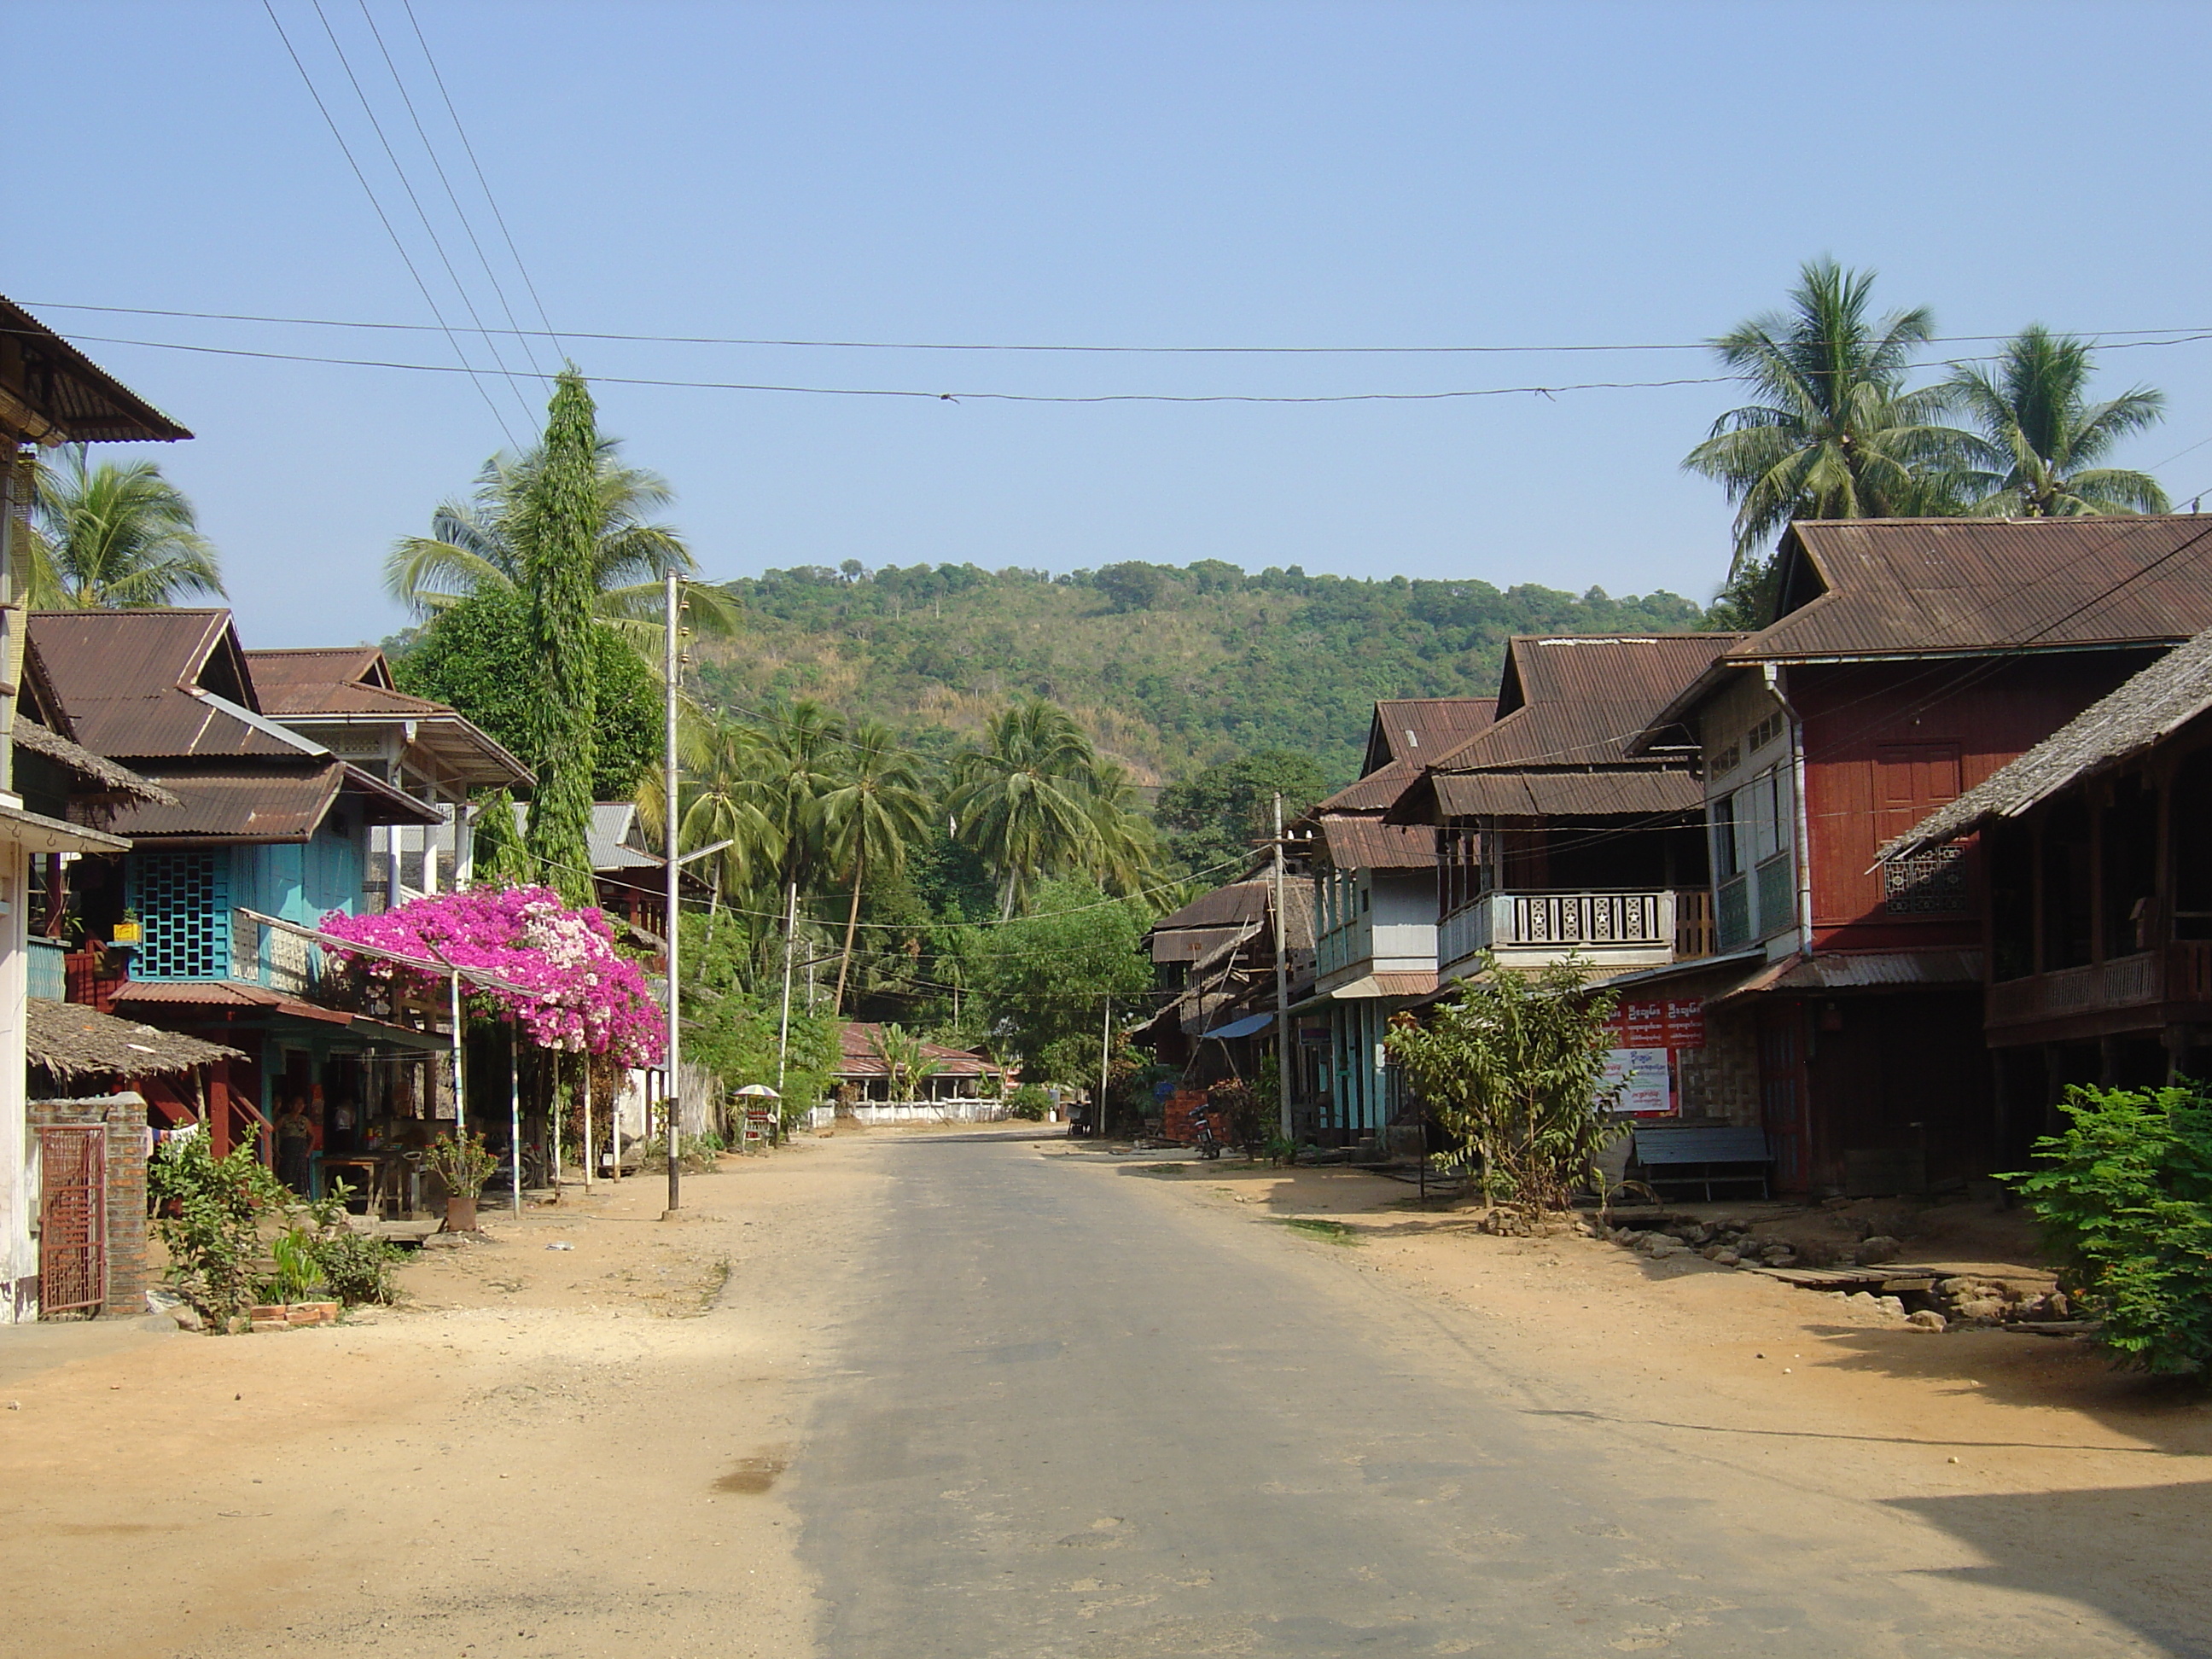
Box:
[319,885,665,1068]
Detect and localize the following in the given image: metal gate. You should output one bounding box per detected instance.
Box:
[38,1126,105,1318]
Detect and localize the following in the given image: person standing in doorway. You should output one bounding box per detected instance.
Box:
[275,1097,314,1195]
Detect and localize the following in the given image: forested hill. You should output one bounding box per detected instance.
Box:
[693,560,1713,785]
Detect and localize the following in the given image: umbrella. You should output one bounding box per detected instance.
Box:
[734,1083,781,1098]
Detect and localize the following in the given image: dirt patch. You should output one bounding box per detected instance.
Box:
[0,1145,878,1659]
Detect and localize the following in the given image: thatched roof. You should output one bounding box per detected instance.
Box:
[1885,627,2212,863]
[14,719,178,806]
[26,998,243,1081]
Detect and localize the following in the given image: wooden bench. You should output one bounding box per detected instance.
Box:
[1629,1126,1772,1202]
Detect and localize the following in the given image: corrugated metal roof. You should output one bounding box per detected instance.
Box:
[835,1022,1006,1077]
[245,647,445,719]
[1431,768,1703,818]
[1430,635,1738,773]
[1315,758,1421,813]
[1886,626,2212,861]
[1714,949,1984,1003]
[101,762,443,841]
[1320,817,1434,870]
[1149,881,1272,934]
[1366,698,1499,767]
[1749,517,2212,663]
[1150,923,1251,964]
[28,610,306,761]
[0,296,192,443]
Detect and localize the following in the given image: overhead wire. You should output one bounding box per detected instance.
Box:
[351,0,549,383]
[304,0,540,430]
[397,0,567,362]
[259,0,522,448]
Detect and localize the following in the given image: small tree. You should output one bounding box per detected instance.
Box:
[2008,1084,2212,1377]
[148,1132,287,1326]
[1384,952,1626,1214]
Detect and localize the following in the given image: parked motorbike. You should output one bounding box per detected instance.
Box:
[1190,1104,1225,1161]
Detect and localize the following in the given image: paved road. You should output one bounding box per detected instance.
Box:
[791,1137,2179,1659]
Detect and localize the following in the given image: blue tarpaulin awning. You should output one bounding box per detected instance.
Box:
[1202,1011,1275,1040]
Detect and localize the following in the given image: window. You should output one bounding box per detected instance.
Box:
[1876,744,1968,916]
[1710,793,1740,880]
[127,852,228,979]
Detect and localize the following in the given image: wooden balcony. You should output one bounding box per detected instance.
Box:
[1985,942,2212,1033]
[1441,888,1689,976]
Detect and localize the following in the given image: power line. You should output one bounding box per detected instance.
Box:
[351,0,549,385]
[305,0,540,430]
[0,327,1741,405]
[20,298,2212,359]
[259,0,522,448]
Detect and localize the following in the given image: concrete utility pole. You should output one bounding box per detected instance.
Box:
[1272,792,1292,1140]
[1097,995,1112,1139]
[777,881,798,1097]
[663,572,683,1218]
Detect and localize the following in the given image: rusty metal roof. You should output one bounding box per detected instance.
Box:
[1431,635,1738,773]
[1886,624,2212,861]
[1320,817,1434,870]
[835,1022,1006,1078]
[0,297,192,443]
[1714,948,1984,1003]
[1431,769,1703,818]
[27,609,312,761]
[243,648,409,715]
[97,762,443,841]
[1756,517,2212,663]
[1149,880,1272,934]
[1365,698,1499,769]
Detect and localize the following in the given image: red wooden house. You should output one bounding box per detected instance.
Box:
[1628,517,2212,1196]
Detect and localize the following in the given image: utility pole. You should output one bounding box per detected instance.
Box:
[663,572,683,1219]
[1272,791,1292,1140]
[777,880,798,1096]
[1097,995,1112,1139]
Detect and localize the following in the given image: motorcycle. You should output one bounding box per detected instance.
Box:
[1190,1103,1225,1161]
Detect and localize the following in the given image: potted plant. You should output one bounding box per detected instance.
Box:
[422,1133,498,1232]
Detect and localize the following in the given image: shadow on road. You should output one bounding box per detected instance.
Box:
[1887,1481,2212,1656]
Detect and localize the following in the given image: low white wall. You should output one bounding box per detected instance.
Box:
[842,1100,1010,1126]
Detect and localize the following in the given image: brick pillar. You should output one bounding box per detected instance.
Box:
[27,1091,148,1318]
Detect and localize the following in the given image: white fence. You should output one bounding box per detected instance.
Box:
[838,1099,1013,1127]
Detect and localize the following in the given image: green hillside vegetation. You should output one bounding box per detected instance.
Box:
[694,560,1710,786]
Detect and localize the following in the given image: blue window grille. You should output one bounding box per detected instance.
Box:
[126,852,230,980]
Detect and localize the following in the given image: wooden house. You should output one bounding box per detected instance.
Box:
[0,294,190,1321]
[1628,517,2212,1196]
[1301,698,1494,1142]
[1884,622,2212,1173]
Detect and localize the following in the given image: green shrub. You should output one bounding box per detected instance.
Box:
[1005,1084,1052,1121]
[310,1230,398,1307]
[149,1132,287,1325]
[2008,1084,2212,1377]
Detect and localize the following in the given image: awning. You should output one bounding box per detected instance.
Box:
[1202,1011,1276,1040]
[26,998,243,1081]
[0,801,129,856]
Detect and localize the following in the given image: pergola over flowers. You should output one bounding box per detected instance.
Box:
[320,886,665,1068]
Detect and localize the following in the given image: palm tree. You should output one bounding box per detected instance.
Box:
[820,722,934,1012]
[633,716,785,923]
[384,438,738,649]
[947,701,1105,918]
[762,700,848,899]
[520,369,602,905]
[1080,756,1165,899]
[868,1022,944,1101]
[1685,259,1972,577]
[27,448,224,608]
[1948,326,2168,518]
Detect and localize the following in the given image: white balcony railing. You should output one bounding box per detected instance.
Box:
[1441,889,1676,972]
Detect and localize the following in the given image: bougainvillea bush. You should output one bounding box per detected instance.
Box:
[319,886,665,1067]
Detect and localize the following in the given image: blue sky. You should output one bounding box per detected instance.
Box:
[11,2,2212,648]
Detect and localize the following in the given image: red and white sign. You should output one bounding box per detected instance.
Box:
[1602,1047,1674,1117]
[1605,997,1706,1052]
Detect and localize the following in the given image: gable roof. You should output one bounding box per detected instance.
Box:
[1361,698,1499,771]
[834,1022,1007,1079]
[1645,517,2212,739]
[1429,634,1737,772]
[242,647,405,713]
[0,295,192,444]
[93,762,442,841]
[1885,626,2212,862]
[26,609,313,761]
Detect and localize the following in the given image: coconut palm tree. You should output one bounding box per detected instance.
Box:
[947,701,1106,918]
[761,700,848,899]
[384,439,737,648]
[1080,756,1165,899]
[1948,326,2169,518]
[27,448,224,608]
[868,1022,944,1100]
[1685,259,1973,575]
[820,722,934,1013]
[632,716,785,923]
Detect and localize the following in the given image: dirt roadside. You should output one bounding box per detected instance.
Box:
[0,1139,884,1659]
[1065,1147,2212,1637]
